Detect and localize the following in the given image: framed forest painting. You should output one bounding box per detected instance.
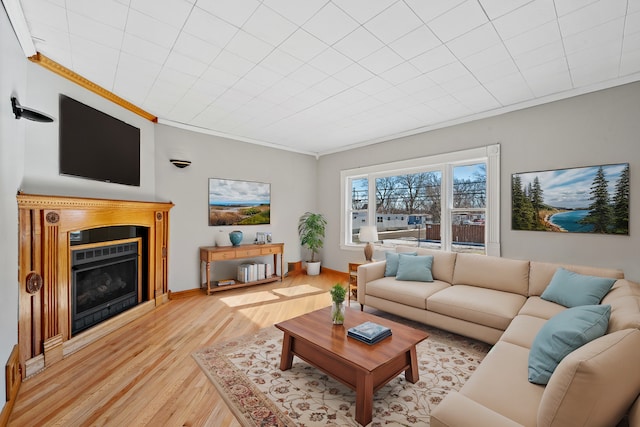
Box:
[208,178,271,226]
[511,163,629,234]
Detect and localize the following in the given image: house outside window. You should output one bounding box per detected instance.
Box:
[341,144,500,256]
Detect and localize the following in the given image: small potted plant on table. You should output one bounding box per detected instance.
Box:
[330,283,347,325]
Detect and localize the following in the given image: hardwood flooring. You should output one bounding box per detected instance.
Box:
[8,270,346,426]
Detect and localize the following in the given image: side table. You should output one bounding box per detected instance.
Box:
[348,261,365,310]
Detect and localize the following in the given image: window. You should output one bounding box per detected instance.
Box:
[341,144,500,256]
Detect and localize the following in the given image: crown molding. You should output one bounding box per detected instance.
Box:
[3,0,36,56]
[28,52,157,123]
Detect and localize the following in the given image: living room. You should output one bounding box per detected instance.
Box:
[2,1,640,425]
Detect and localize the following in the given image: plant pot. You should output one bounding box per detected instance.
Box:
[331,301,345,325]
[306,261,321,276]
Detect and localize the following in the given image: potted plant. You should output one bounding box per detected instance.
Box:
[298,211,327,276]
[330,283,347,324]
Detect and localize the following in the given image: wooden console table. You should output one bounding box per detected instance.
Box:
[200,243,284,295]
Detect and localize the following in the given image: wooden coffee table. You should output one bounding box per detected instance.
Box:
[275,307,429,426]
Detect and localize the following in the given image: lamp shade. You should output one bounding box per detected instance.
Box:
[358,226,378,243]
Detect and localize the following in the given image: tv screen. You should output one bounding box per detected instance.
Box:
[59,95,141,186]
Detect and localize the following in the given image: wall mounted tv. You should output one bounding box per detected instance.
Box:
[59,95,141,186]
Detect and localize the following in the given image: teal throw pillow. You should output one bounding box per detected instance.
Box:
[541,267,616,307]
[395,255,434,282]
[528,304,611,385]
[384,252,416,277]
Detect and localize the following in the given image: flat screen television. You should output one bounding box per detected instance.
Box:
[59,95,141,186]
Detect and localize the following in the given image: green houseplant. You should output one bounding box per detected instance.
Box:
[298,211,327,276]
[330,283,347,324]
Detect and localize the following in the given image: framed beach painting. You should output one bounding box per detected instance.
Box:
[511,163,629,235]
[208,178,271,226]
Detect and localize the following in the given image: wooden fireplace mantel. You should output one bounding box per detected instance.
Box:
[17,193,173,377]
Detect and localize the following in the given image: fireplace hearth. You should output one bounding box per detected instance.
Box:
[71,240,140,335]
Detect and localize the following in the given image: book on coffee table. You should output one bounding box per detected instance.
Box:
[348,321,392,345]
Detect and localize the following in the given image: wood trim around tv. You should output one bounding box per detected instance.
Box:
[29,52,157,123]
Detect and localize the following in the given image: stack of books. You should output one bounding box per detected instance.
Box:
[216,279,235,286]
[347,321,392,345]
[237,262,272,282]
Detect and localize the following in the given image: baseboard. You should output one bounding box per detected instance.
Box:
[320,267,349,281]
[0,399,13,427]
[169,288,203,299]
[170,270,349,299]
[1,345,21,427]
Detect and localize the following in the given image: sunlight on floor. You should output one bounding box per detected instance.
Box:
[220,291,280,307]
[272,284,324,297]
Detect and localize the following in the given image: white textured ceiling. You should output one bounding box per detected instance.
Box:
[10,0,640,155]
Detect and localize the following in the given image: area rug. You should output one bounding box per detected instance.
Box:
[192,316,491,426]
[272,284,324,298]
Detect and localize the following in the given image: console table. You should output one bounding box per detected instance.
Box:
[199,243,284,295]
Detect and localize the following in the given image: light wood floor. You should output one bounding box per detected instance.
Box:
[8,270,347,426]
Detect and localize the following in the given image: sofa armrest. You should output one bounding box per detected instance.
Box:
[431,392,524,427]
[357,260,386,305]
[627,395,640,427]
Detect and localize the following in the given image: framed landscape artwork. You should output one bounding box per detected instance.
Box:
[208,178,271,226]
[511,163,629,235]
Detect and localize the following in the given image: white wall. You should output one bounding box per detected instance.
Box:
[0,4,156,411]
[318,82,640,282]
[154,124,317,292]
[20,64,156,200]
[0,4,27,404]
[21,64,155,201]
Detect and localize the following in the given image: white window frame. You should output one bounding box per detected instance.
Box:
[340,144,500,256]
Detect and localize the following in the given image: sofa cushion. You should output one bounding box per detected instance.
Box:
[452,253,529,296]
[628,395,640,427]
[395,255,433,282]
[384,251,416,277]
[431,391,525,427]
[529,261,624,296]
[518,296,565,320]
[427,285,527,330]
[460,340,544,426]
[528,305,611,385]
[365,277,449,309]
[541,268,616,307]
[397,246,457,283]
[499,314,547,349]
[601,280,640,333]
[538,329,640,427]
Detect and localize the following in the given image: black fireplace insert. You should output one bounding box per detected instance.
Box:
[71,240,139,335]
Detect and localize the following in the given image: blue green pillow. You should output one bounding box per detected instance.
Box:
[541,267,616,307]
[395,255,434,282]
[528,304,610,385]
[384,252,416,277]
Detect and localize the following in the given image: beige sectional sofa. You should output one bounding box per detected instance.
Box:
[357,246,640,427]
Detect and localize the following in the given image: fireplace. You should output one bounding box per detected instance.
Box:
[17,193,173,377]
[71,239,141,335]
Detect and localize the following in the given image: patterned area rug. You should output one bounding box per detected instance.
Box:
[193,315,491,427]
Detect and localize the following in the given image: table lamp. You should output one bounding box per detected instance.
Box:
[359,226,379,262]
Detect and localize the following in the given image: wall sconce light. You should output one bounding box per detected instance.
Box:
[170,159,191,168]
[11,97,54,122]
